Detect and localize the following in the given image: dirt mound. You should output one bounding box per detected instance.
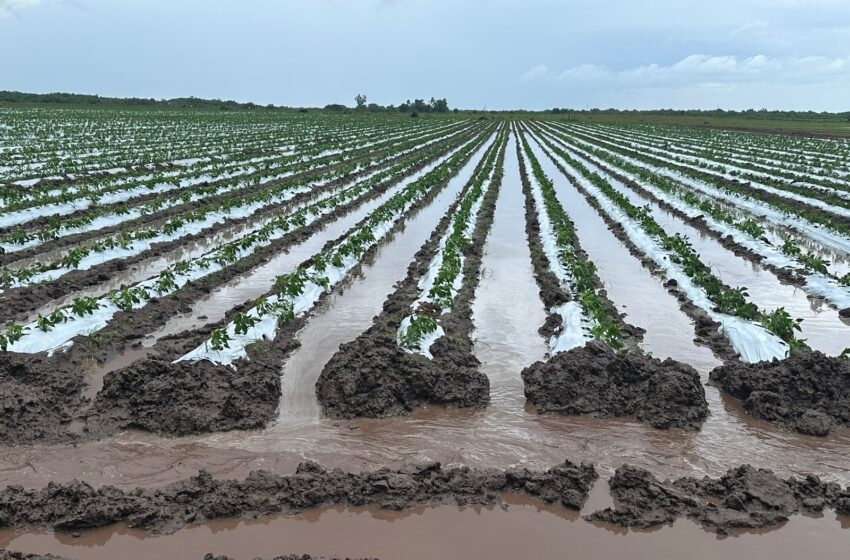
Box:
[588,464,846,534]
[0,460,596,535]
[87,355,281,437]
[521,341,708,430]
[709,350,850,436]
[0,354,84,444]
[316,331,489,418]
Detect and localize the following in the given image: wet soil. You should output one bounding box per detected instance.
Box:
[554,135,809,289]
[77,128,498,438]
[588,463,850,534]
[315,135,505,417]
[0,551,68,560]
[0,125,475,243]
[709,351,850,436]
[0,354,84,444]
[0,461,597,535]
[521,341,708,430]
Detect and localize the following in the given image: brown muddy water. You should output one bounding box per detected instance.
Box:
[2,493,849,560]
[2,135,850,557]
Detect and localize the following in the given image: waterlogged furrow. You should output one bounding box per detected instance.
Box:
[0,124,477,291]
[0,121,473,252]
[595,123,850,186]
[0,119,458,210]
[567,122,850,214]
[139,137,482,345]
[516,128,624,354]
[540,122,850,257]
[534,124,850,311]
[526,129,793,363]
[569,123,850,199]
[0,132,489,354]
[396,128,506,357]
[178,130,498,365]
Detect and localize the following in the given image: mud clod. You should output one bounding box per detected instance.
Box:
[316,331,488,418]
[88,356,281,436]
[521,341,708,430]
[588,464,845,534]
[709,350,850,435]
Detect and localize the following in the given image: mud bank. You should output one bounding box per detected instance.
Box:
[316,134,505,418]
[521,341,709,430]
[0,354,84,444]
[589,464,850,534]
[709,351,850,436]
[205,555,376,560]
[0,461,597,535]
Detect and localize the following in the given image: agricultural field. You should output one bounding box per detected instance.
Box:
[1,107,850,558]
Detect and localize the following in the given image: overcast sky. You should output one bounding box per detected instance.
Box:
[1,0,848,111]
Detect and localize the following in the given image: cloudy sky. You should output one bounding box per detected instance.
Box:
[1,0,848,111]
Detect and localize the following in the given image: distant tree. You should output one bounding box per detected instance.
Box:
[355,93,367,109]
[324,103,346,111]
[430,97,449,112]
[412,99,430,113]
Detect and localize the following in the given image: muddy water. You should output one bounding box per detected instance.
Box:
[2,494,849,560]
[471,134,548,412]
[529,130,850,356]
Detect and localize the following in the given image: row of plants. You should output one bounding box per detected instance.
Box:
[0,124,478,288]
[537,123,850,289]
[181,128,497,362]
[611,123,850,179]
[396,126,507,354]
[551,124,850,246]
[574,123,850,195]
[0,121,472,254]
[0,118,465,220]
[560,123,850,213]
[0,127,493,353]
[531,129,808,350]
[517,129,624,350]
[0,110,438,193]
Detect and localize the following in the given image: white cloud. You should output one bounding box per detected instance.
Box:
[523,54,850,88]
[520,63,549,82]
[0,0,45,16]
